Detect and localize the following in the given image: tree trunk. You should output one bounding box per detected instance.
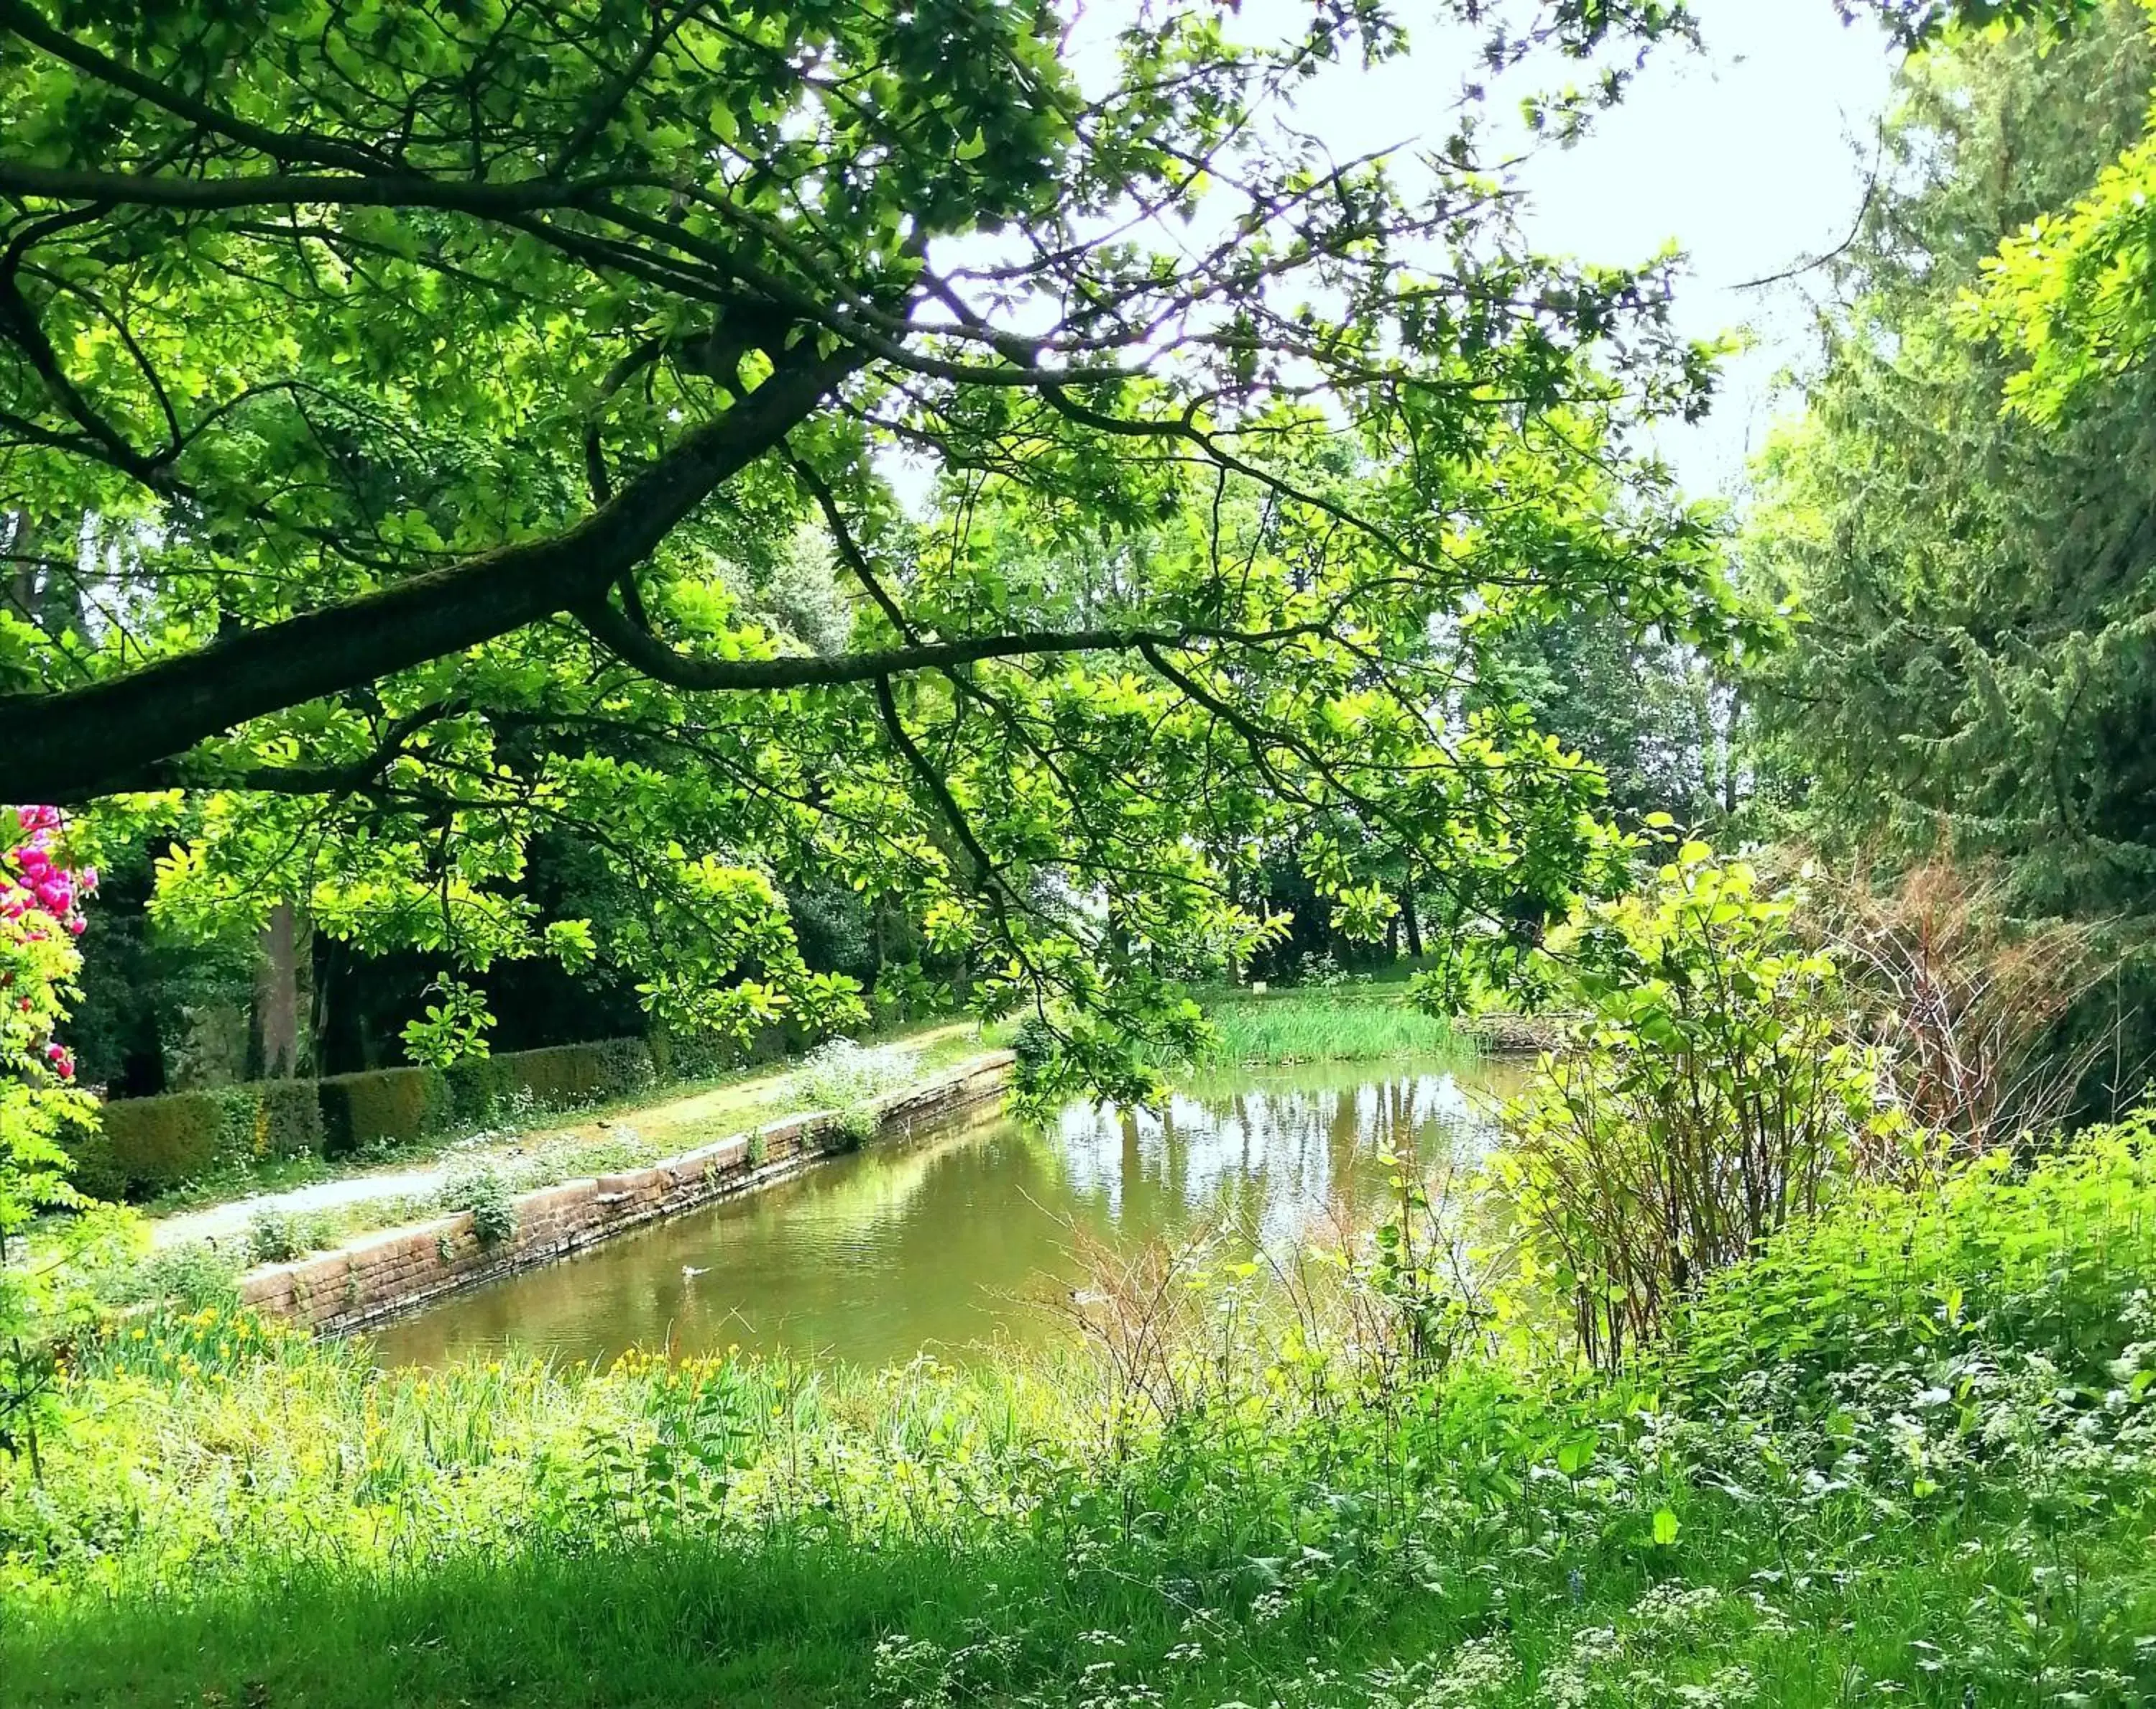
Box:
[251,901,313,1078]
[1400,877,1424,959]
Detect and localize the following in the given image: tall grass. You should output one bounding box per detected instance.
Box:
[6,1129,2156,1705]
[1187,988,1475,1064]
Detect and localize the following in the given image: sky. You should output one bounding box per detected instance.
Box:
[1508,2,1901,494]
[1222,0,1905,497]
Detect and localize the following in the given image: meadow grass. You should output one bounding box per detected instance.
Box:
[6,1130,2156,1706]
[1188,987,1474,1064]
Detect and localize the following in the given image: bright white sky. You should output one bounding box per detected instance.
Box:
[1057,0,1904,502]
[1222,0,1904,498]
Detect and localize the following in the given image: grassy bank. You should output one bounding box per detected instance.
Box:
[1187,987,1475,1064]
[6,1128,2155,1705]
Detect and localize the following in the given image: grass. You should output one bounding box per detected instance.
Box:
[1187,986,1475,1064]
[6,1129,2155,1705]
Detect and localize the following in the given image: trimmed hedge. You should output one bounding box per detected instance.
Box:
[317,1066,448,1157]
[78,1037,658,1199]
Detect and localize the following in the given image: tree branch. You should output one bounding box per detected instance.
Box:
[2,347,863,801]
[577,598,1171,691]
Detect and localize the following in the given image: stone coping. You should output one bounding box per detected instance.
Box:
[238,1051,1014,1336]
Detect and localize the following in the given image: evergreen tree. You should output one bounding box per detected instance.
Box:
[1746,2,2156,1100]
[1749,3,2156,911]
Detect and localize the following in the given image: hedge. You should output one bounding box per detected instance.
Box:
[76,1037,659,1199]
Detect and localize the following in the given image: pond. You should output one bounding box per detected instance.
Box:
[366,1053,1526,1371]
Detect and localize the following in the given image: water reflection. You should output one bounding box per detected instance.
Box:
[366,1055,1523,1371]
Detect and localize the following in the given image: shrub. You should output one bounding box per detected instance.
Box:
[251,1079,325,1159]
[106,1242,241,1310]
[441,1055,512,1128]
[589,1036,657,1099]
[1677,1114,2156,1401]
[87,1036,658,1196]
[496,1040,653,1111]
[822,1102,880,1153]
[1494,845,1921,1369]
[1807,853,2109,1151]
[797,1038,916,1111]
[1011,1015,1057,1078]
[241,1207,333,1266]
[83,1078,323,1197]
[441,1164,516,1247]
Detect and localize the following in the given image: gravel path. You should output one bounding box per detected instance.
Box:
[153,1169,451,1248]
[149,1023,975,1249]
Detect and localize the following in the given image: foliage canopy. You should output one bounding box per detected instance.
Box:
[0,0,1746,1082]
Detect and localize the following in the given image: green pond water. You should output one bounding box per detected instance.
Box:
[366,1054,1524,1371]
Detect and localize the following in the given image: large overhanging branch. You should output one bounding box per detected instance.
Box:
[577,599,1179,692]
[1,348,862,802]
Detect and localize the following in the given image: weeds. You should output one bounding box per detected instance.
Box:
[242,1206,338,1266]
[438,1165,516,1246]
[798,1038,919,1145]
[93,1240,240,1311]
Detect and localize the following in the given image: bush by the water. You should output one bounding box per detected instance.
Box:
[796,1038,920,1146]
[6,1125,2154,1705]
[1499,847,1925,1368]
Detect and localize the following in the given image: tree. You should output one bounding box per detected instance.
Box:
[1968,3,2156,409]
[1744,1,2156,1102]
[1470,610,1737,832]
[0,1,1741,1090]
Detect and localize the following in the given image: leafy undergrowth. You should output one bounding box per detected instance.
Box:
[4,1133,2155,1707]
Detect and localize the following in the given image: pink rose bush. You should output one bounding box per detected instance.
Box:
[1,804,96,1089]
[2,806,106,1463]
[2,800,99,1228]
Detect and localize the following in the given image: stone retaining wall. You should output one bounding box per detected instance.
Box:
[239,1052,1014,1335]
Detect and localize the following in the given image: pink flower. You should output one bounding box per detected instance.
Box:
[44,1042,73,1079]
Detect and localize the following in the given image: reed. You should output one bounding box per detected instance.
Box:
[1187,988,1475,1064]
